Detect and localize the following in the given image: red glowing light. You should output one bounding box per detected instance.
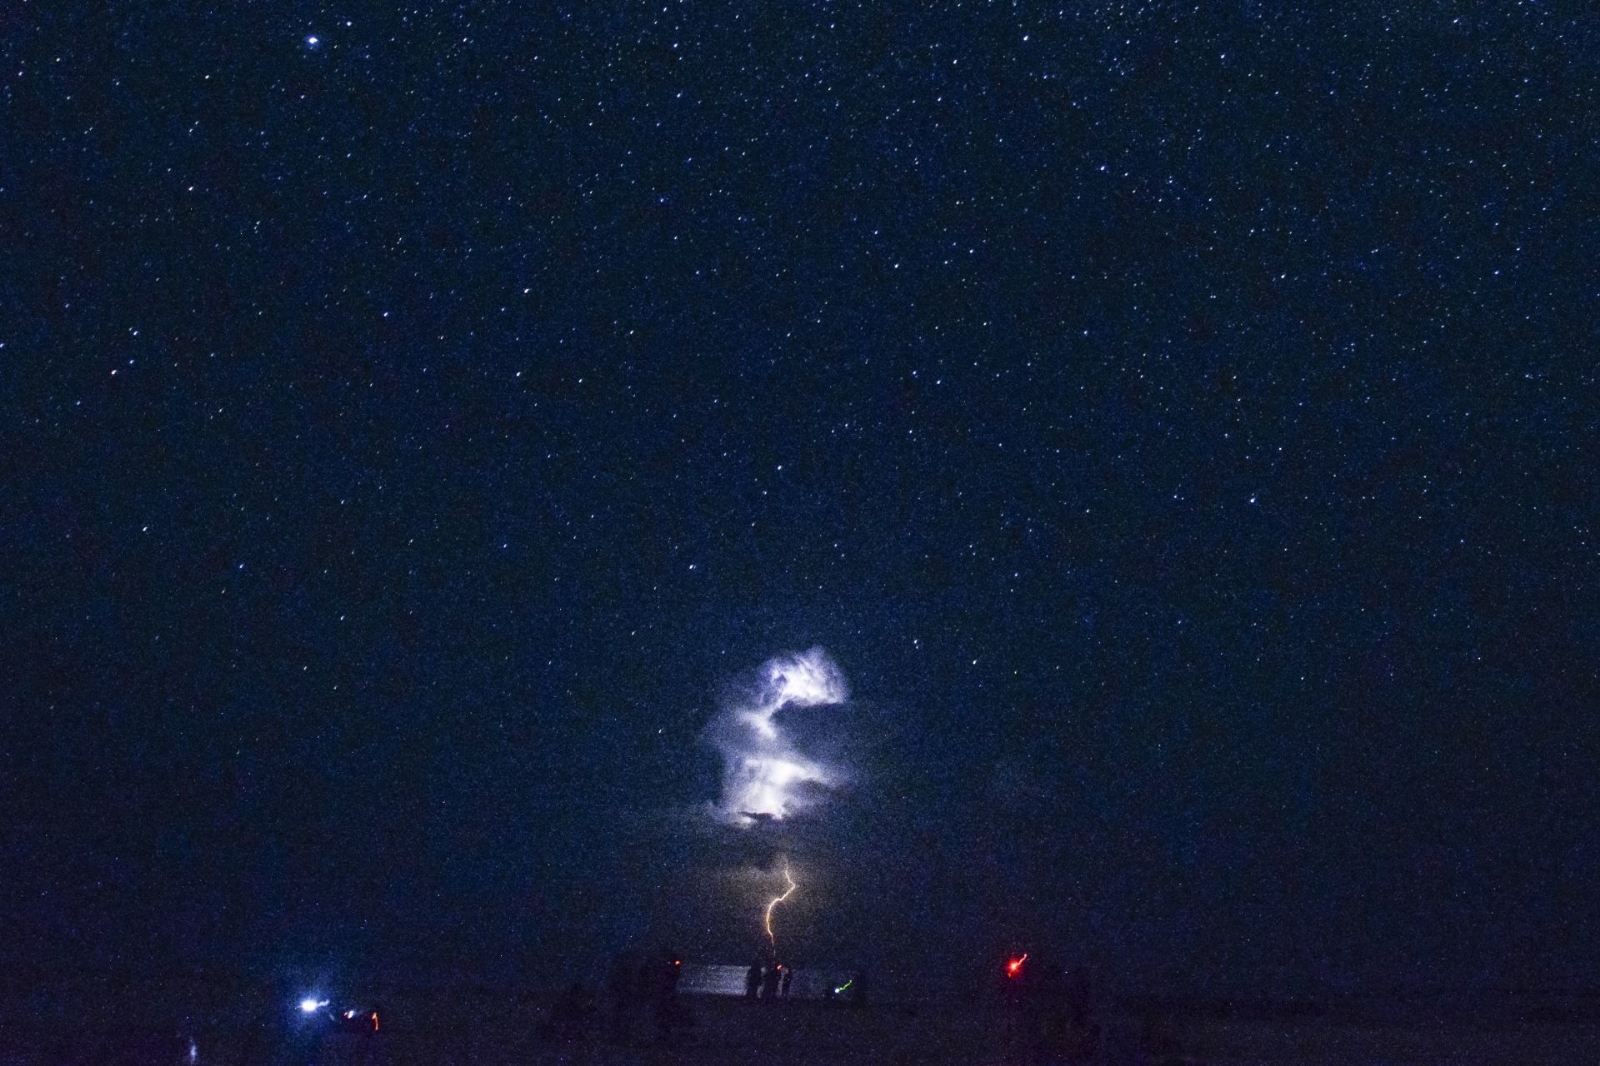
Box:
[1006,953,1029,978]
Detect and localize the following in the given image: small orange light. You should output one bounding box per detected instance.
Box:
[371,1012,379,1032]
[1006,953,1028,978]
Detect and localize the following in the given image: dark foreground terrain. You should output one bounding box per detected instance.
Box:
[4,983,1596,1065]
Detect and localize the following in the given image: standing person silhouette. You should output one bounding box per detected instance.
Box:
[745,959,764,1002]
[607,953,634,1039]
[652,949,684,1043]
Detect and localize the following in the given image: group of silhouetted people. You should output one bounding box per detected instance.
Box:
[536,946,691,1046]
[548,948,881,1048]
[744,958,794,1001]
[1002,957,1099,1060]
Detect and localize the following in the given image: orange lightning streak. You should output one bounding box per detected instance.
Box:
[764,862,798,955]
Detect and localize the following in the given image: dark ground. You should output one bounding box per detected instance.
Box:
[5,982,1596,1065]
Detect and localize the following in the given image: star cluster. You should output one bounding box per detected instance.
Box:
[4,3,1596,991]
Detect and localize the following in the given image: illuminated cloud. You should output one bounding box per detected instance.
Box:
[708,647,850,823]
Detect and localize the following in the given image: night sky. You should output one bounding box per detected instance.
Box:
[5,3,1598,997]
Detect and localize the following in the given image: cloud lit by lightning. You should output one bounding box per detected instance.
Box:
[707,647,850,823]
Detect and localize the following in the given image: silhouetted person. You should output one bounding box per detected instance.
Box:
[780,963,794,998]
[652,948,685,1042]
[761,961,782,1001]
[1064,964,1092,1031]
[1014,955,1057,1048]
[636,956,655,1007]
[538,981,593,1042]
[848,968,868,1007]
[607,952,635,1039]
[745,959,764,1001]
[659,950,682,998]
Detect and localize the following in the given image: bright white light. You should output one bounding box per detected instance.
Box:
[710,648,849,822]
[306,35,320,48]
[765,654,845,707]
[299,997,327,1013]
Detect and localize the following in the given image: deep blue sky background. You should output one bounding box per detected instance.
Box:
[4,3,1597,995]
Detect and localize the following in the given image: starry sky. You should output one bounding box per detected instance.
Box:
[5,3,1598,996]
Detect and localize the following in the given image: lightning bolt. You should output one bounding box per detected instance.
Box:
[764,862,798,956]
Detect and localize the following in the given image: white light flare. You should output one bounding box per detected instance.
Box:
[762,652,847,709]
[710,648,849,822]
